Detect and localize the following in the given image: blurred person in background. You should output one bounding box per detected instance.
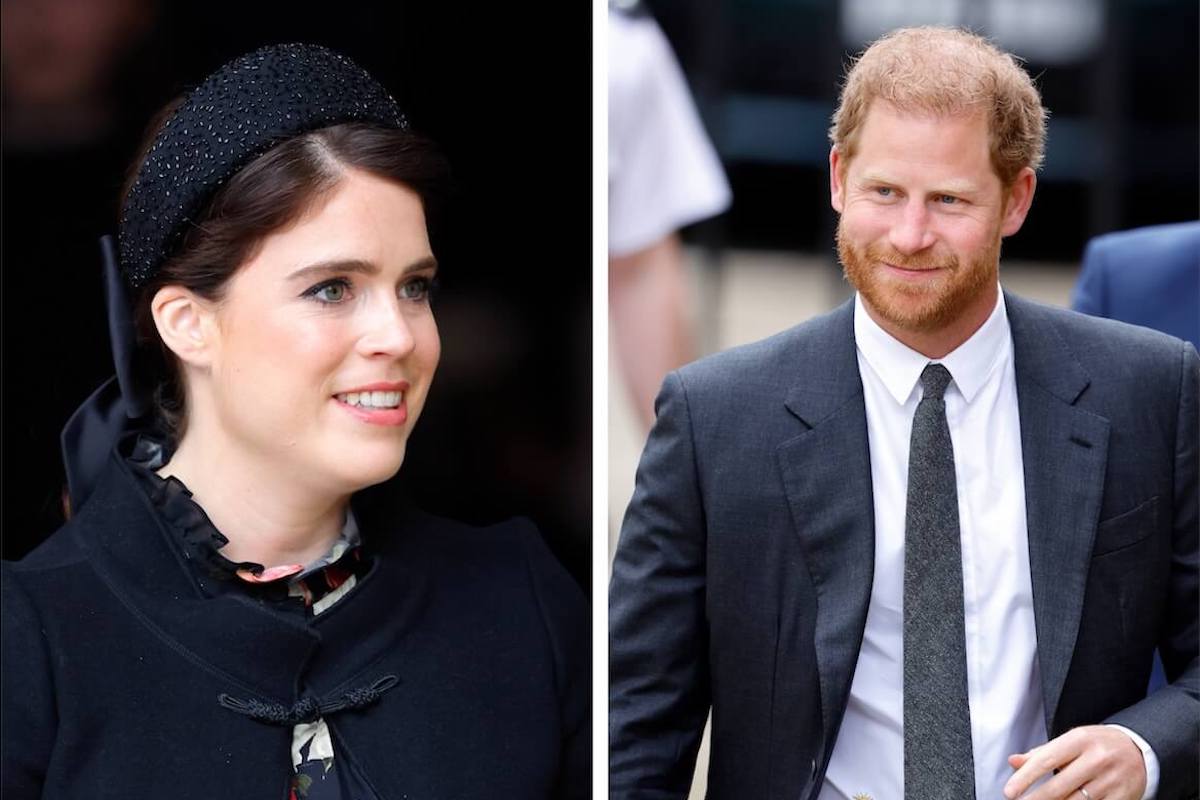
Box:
[610,26,1197,800]
[2,44,588,799]
[609,1,731,428]
[1072,222,1200,351]
[2,0,153,147]
[2,0,164,558]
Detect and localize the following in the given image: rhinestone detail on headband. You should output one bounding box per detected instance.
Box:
[119,43,408,289]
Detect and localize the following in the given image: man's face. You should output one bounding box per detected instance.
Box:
[830,102,1033,341]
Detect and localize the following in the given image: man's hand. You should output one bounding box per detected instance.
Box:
[1003,725,1147,800]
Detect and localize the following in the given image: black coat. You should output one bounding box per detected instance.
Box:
[2,450,590,799]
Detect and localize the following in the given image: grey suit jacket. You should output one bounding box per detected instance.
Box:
[609,292,1199,800]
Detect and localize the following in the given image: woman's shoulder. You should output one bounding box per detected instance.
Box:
[362,500,588,637]
[389,504,544,550]
[2,518,103,691]
[360,504,590,711]
[5,445,170,583]
[377,505,582,598]
[3,517,93,593]
[391,511,591,706]
[2,454,162,600]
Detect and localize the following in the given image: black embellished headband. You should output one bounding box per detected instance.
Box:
[119,42,409,289]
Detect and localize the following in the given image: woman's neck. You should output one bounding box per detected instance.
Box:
[158,431,349,570]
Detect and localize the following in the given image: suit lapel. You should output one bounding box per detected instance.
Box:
[1007,293,1110,731]
[775,300,876,751]
[772,295,1111,754]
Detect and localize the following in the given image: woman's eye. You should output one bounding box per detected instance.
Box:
[304,279,352,304]
[400,276,435,302]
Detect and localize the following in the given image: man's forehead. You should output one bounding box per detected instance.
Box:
[841,102,999,190]
[852,101,992,155]
[862,98,990,128]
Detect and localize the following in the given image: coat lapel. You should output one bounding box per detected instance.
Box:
[73,456,318,701]
[73,451,432,705]
[775,300,876,751]
[1006,293,1110,731]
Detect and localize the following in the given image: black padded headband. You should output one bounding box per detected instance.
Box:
[119,42,408,289]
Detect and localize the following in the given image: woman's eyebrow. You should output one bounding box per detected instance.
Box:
[287,256,438,281]
[404,256,439,274]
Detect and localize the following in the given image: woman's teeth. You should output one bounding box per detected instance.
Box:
[337,391,403,409]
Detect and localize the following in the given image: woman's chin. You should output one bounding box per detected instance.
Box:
[323,444,406,493]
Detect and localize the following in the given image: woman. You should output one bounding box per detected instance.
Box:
[1,43,589,799]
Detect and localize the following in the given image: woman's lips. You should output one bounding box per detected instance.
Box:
[332,382,410,426]
[334,397,408,426]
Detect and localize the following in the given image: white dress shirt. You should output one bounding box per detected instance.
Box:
[819,291,1158,799]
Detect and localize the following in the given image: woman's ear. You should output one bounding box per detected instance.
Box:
[150,286,217,368]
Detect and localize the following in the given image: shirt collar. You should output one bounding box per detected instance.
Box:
[128,434,364,591]
[853,288,1011,405]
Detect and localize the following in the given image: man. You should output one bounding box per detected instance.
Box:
[609,27,1198,800]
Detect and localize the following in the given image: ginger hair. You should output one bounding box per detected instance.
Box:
[830,26,1047,186]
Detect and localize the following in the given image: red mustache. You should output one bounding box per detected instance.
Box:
[865,244,957,272]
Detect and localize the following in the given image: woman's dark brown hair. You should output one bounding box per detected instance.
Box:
[120,99,450,437]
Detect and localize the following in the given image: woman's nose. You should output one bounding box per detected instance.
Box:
[356,299,416,358]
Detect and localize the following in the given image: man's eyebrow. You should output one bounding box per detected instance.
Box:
[857,171,899,186]
[857,173,982,196]
[286,256,438,281]
[928,180,982,196]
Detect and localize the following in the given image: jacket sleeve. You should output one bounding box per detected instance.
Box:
[1,566,56,799]
[609,371,710,800]
[1107,342,1199,800]
[1071,238,1110,317]
[518,522,592,800]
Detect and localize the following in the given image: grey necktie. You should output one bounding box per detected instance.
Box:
[904,363,975,799]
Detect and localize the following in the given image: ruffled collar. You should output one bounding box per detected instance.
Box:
[126,435,366,604]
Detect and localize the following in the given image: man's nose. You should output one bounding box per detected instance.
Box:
[888,201,937,255]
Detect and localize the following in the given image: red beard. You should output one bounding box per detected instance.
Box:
[836,221,1000,335]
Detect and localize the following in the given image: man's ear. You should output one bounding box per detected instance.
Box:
[150,286,217,369]
[830,146,846,214]
[1000,167,1037,237]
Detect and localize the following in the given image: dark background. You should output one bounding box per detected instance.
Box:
[1,1,593,591]
[646,0,1199,260]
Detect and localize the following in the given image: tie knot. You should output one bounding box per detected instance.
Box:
[920,363,953,399]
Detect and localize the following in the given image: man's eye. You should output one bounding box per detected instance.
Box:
[400,276,435,302]
[304,279,351,304]
[876,187,893,197]
[937,194,959,205]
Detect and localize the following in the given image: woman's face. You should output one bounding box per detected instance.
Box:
[202,168,440,494]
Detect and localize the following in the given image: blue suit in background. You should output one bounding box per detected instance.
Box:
[1072,220,1200,695]
[1072,221,1200,350]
